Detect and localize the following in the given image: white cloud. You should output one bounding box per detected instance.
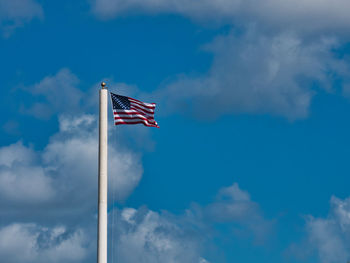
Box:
[2,68,275,262]
[44,114,143,202]
[0,223,88,263]
[0,141,35,167]
[289,196,350,263]
[0,0,43,37]
[0,70,148,262]
[0,144,269,263]
[112,207,207,263]
[0,141,54,203]
[110,183,271,262]
[304,196,350,263]
[0,164,54,203]
[205,183,257,222]
[1,69,146,220]
[156,30,349,120]
[217,182,251,201]
[0,205,211,263]
[0,114,143,219]
[89,1,350,120]
[90,0,350,121]
[91,0,350,35]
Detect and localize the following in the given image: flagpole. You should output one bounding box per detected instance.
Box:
[98,82,108,263]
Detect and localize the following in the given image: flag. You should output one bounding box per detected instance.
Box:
[110,92,159,128]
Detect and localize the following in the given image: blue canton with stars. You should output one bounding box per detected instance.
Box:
[111,92,131,110]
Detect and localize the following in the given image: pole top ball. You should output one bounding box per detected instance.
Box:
[101,82,107,89]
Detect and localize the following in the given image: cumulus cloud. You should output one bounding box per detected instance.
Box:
[0,223,88,263]
[2,69,273,262]
[156,30,350,120]
[0,70,149,262]
[0,140,36,167]
[112,207,206,263]
[109,183,271,262]
[0,114,143,221]
[0,0,43,37]
[305,196,350,263]
[2,68,148,222]
[0,141,54,204]
[45,114,143,202]
[0,141,268,263]
[91,0,350,35]
[0,205,211,263]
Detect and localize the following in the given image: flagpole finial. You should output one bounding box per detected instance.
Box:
[101,82,107,89]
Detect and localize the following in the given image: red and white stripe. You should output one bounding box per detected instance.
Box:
[113,98,159,128]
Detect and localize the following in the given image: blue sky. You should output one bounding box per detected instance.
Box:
[1,0,350,262]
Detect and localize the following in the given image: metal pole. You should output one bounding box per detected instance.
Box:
[98,82,108,263]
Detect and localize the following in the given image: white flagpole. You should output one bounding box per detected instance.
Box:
[98,82,108,263]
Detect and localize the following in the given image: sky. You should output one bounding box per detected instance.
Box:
[1,0,350,262]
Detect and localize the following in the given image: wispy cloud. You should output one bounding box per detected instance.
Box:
[156,30,350,120]
[21,69,82,120]
[90,0,350,120]
[203,183,273,243]
[0,0,43,37]
[91,0,350,35]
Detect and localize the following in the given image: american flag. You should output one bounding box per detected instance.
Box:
[110,92,159,128]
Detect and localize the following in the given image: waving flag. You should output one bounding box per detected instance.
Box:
[110,92,159,128]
